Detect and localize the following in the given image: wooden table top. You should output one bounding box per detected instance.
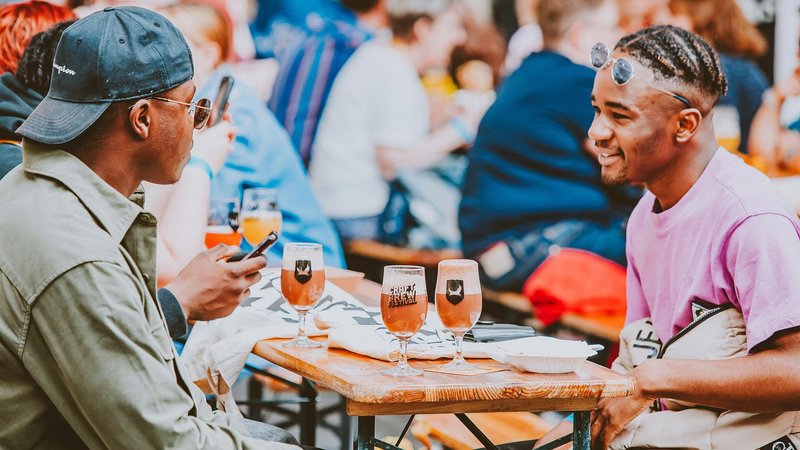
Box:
[253,339,635,416]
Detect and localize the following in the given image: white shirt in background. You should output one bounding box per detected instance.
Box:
[310,40,430,219]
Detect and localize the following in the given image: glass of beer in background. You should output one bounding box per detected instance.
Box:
[380,265,428,376]
[435,259,482,372]
[281,243,326,348]
[205,198,241,248]
[241,188,282,247]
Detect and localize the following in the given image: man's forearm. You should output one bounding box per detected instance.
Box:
[639,347,800,412]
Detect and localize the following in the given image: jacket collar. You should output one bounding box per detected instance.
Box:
[22,140,143,244]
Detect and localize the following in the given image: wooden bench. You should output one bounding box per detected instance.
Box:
[411,412,554,450]
[481,287,624,346]
[343,240,462,296]
[344,239,462,266]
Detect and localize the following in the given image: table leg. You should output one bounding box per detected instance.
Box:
[299,378,317,445]
[573,411,591,450]
[355,416,375,450]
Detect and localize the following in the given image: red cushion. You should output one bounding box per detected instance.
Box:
[522,249,627,326]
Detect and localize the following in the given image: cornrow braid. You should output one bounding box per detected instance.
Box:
[616,25,728,105]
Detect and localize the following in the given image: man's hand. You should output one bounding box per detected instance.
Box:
[165,244,267,322]
[590,361,658,450]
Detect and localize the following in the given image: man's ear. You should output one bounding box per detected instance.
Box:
[675,108,702,143]
[128,99,151,140]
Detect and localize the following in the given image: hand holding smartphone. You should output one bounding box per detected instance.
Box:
[227,231,278,262]
[209,75,235,127]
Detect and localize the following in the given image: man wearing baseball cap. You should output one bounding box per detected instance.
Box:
[0,7,300,449]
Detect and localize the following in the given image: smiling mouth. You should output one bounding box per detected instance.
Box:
[600,152,622,158]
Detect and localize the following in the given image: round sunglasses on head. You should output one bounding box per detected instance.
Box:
[590,43,692,109]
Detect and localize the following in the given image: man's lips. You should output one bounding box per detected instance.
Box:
[599,151,622,158]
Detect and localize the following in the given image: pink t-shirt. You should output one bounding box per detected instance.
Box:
[626,149,800,352]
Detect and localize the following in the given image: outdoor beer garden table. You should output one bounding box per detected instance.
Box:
[252,338,635,450]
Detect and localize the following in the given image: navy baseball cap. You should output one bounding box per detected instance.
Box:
[17,6,194,145]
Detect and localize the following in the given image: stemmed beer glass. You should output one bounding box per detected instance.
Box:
[380,265,428,376]
[435,259,482,372]
[281,243,326,348]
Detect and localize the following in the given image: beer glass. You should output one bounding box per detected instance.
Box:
[281,243,326,348]
[240,188,282,247]
[205,198,241,248]
[435,259,482,371]
[380,265,428,376]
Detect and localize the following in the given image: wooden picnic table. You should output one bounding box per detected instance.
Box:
[253,338,634,450]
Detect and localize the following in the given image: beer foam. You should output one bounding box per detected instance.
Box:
[243,210,281,220]
[282,247,325,270]
[382,274,427,295]
[206,225,235,233]
[436,260,481,294]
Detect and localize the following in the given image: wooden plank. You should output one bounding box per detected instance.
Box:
[326,267,365,295]
[345,240,462,267]
[411,412,553,450]
[481,287,532,314]
[347,398,598,416]
[253,340,634,411]
[560,313,625,342]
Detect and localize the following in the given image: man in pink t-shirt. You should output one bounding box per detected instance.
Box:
[535,25,800,450]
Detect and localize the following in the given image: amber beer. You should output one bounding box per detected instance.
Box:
[204,225,242,248]
[281,243,326,349]
[380,266,427,376]
[281,268,325,311]
[435,259,482,372]
[380,289,428,337]
[435,291,482,332]
[241,211,282,246]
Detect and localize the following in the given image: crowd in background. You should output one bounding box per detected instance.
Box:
[0,0,798,291]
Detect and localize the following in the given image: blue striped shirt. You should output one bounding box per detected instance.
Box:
[269,18,370,166]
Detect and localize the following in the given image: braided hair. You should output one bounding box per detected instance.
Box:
[616,25,728,106]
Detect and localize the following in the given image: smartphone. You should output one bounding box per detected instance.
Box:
[209,75,235,126]
[227,231,278,262]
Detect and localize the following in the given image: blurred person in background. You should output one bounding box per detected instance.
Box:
[310,0,481,243]
[160,2,345,271]
[0,1,75,179]
[268,0,387,167]
[503,0,542,74]
[459,0,639,293]
[749,62,800,174]
[655,0,769,155]
[616,0,666,34]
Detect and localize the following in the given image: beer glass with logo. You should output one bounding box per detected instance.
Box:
[380,265,428,376]
[241,188,282,247]
[205,198,241,248]
[435,259,482,371]
[281,243,326,348]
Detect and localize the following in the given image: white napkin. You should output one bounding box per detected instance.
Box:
[180,268,370,411]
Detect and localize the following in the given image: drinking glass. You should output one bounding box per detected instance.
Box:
[713,105,741,153]
[205,198,241,248]
[281,243,326,348]
[435,259,482,372]
[380,265,428,376]
[240,188,282,247]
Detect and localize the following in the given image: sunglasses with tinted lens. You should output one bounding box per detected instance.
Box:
[590,43,692,109]
[149,97,213,129]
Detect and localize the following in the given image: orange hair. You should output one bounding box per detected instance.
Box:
[0,1,76,74]
[160,2,233,65]
[669,0,766,58]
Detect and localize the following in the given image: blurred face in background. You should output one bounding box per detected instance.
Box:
[415,6,466,71]
[574,0,622,57]
[617,0,669,33]
[160,3,232,86]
